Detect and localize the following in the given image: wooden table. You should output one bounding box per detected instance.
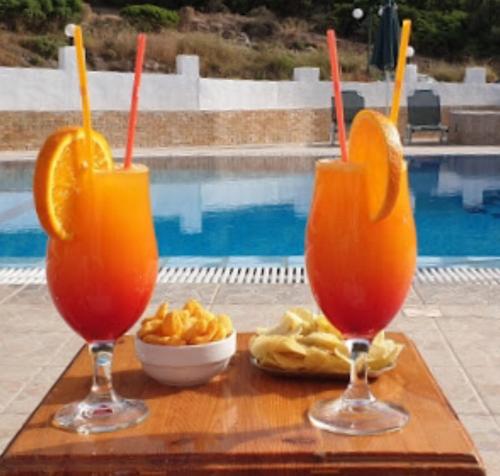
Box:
[0,333,485,475]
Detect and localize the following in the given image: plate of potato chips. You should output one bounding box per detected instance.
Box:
[249,307,403,379]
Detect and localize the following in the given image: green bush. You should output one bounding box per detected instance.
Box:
[0,0,82,31]
[120,4,179,32]
[21,35,63,58]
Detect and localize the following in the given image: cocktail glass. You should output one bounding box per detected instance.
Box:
[305,158,416,435]
[47,164,158,434]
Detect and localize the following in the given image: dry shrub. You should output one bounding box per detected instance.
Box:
[280,18,309,36]
[418,59,465,82]
[178,32,253,78]
[0,30,34,67]
[145,32,179,72]
[85,27,137,71]
[249,48,294,79]
[340,50,366,77]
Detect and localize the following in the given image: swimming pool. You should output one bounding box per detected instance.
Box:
[1,155,500,260]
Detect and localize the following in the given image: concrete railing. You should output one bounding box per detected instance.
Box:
[0,48,498,112]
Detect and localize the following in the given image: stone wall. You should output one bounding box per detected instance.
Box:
[1,105,498,150]
[448,110,500,145]
[0,109,330,150]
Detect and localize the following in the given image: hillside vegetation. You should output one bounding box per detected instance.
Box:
[0,0,498,82]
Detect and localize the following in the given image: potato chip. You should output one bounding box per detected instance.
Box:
[272,352,306,370]
[298,332,345,352]
[303,346,329,370]
[261,311,304,336]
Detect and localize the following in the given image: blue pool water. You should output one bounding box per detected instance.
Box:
[1,155,500,259]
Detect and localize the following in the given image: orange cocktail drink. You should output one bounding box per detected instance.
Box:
[34,127,158,434]
[305,110,417,436]
[34,26,156,434]
[306,160,416,339]
[47,165,158,342]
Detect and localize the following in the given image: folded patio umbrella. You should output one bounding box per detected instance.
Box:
[370,0,401,111]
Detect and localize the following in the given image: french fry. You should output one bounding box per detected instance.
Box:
[212,323,227,342]
[155,302,169,320]
[143,334,171,345]
[138,319,163,338]
[217,314,233,335]
[162,310,187,337]
[190,318,219,345]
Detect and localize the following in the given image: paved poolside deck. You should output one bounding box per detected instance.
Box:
[0,143,499,162]
[1,281,500,474]
[2,143,500,472]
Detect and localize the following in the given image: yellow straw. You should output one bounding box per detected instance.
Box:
[73,25,93,169]
[390,20,411,126]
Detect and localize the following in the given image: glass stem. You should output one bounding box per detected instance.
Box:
[343,339,375,404]
[86,341,118,405]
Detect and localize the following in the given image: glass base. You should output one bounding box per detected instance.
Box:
[53,397,149,435]
[308,397,409,436]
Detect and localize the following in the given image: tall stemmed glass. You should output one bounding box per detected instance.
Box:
[305,110,416,435]
[46,163,158,434]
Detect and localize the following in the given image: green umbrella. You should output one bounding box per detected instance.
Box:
[370,0,401,72]
[370,0,401,111]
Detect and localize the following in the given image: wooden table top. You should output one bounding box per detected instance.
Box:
[0,333,485,475]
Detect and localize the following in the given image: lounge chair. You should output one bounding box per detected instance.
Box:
[406,89,448,144]
[331,90,365,145]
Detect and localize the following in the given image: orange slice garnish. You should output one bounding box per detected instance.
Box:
[33,127,114,240]
[348,109,404,222]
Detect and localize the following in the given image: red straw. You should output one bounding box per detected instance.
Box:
[326,30,348,162]
[124,34,147,169]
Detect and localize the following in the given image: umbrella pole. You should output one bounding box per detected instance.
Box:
[385,70,391,114]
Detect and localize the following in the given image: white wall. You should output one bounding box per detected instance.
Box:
[0,48,498,112]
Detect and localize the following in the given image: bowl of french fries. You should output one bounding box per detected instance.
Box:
[250,307,403,378]
[135,299,236,386]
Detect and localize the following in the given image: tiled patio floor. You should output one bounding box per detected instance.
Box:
[1,281,500,474]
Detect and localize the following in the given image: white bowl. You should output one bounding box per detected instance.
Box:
[135,332,237,386]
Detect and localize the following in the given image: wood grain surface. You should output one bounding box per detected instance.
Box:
[0,333,485,475]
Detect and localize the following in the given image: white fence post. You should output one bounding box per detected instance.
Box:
[58,46,77,74]
[464,67,486,84]
[293,67,320,82]
[176,55,200,78]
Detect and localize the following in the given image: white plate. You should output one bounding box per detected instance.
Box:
[250,356,395,380]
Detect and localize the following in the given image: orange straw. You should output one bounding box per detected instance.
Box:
[326,29,348,162]
[124,34,147,169]
[390,20,412,125]
[73,26,93,169]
